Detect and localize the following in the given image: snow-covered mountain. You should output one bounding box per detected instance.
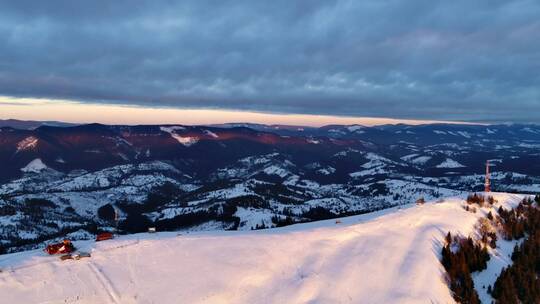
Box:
[0,193,527,304]
[1,123,540,253]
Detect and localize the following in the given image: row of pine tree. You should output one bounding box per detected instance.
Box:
[491,196,540,303]
[441,194,540,303]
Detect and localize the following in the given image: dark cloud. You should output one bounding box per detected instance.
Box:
[1,0,539,122]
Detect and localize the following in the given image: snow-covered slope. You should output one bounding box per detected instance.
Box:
[436,158,465,168]
[0,193,526,304]
[20,158,48,173]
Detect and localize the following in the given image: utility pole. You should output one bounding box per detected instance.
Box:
[484,160,491,192]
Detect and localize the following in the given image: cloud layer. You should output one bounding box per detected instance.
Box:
[1,1,539,122]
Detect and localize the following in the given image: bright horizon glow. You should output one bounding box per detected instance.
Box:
[0,96,481,127]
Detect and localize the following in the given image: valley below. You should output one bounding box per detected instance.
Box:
[1,122,540,254]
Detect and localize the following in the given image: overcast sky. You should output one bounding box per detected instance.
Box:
[1,1,539,123]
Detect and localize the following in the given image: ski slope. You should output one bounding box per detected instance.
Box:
[0,193,526,304]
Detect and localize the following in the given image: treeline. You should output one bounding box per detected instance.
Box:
[113,179,396,232]
[271,205,391,228]
[0,197,96,254]
[113,182,243,233]
[491,196,540,303]
[441,233,490,304]
[119,202,241,233]
[452,194,540,303]
[466,193,495,207]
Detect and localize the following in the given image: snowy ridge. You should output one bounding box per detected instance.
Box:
[436,158,465,168]
[346,125,365,132]
[410,156,431,165]
[349,152,399,177]
[20,158,47,173]
[0,193,526,304]
[401,154,431,165]
[159,126,185,133]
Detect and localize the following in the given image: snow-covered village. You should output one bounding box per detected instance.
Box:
[1,1,540,303]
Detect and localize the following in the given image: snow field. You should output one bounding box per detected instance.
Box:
[0,193,526,304]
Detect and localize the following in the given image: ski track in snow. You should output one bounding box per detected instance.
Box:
[0,193,527,304]
[87,262,121,304]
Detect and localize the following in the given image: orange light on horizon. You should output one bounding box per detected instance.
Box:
[0,96,479,127]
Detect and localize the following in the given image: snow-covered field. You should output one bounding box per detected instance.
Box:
[0,193,526,304]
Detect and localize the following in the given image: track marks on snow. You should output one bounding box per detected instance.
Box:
[87,262,120,304]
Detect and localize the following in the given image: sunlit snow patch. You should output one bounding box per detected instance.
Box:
[160,126,199,146]
[21,158,47,173]
[171,135,199,146]
[160,126,186,133]
[436,158,465,168]
[204,130,219,138]
[317,166,336,175]
[16,136,38,152]
[346,125,365,132]
[411,156,431,165]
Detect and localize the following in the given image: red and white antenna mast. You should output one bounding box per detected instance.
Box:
[484,160,491,192]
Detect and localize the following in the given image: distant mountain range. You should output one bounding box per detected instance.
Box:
[0,119,77,130]
[1,121,540,253]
